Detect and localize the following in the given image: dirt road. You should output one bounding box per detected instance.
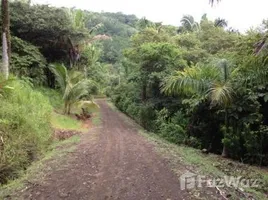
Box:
[21,100,190,200]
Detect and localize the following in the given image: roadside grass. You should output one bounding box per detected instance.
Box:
[108,101,268,200]
[0,88,102,199]
[51,112,87,132]
[0,135,80,200]
[0,100,102,199]
[37,87,63,111]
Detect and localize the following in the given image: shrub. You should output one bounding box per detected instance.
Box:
[0,79,52,184]
[159,123,187,144]
[126,102,140,120]
[155,108,187,144]
[139,103,157,131]
[185,136,202,149]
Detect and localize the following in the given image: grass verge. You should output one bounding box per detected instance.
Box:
[51,112,88,132]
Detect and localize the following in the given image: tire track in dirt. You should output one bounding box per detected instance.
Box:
[18,100,189,200]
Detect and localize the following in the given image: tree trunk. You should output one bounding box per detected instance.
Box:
[1,0,10,79]
[64,102,68,114]
[2,32,8,79]
[67,104,71,115]
[221,144,228,157]
[222,107,229,157]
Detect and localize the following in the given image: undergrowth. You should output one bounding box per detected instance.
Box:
[0,135,80,199]
[0,80,52,184]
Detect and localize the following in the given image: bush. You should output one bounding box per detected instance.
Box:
[155,108,187,144]
[139,103,157,131]
[159,123,186,144]
[0,79,52,184]
[185,136,202,149]
[126,102,140,121]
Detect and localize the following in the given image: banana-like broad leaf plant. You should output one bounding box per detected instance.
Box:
[49,64,96,114]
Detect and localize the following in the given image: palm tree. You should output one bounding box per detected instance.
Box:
[214,18,228,28]
[49,64,95,114]
[209,0,221,6]
[178,15,200,33]
[1,0,10,80]
[137,17,155,30]
[162,60,236,157]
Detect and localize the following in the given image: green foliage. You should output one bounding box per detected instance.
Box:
[8,1,88,67]
[51,112,83,131]
[155,108,187,144]
[72,100,99,115]
[179,15,200,32]
[110,12,268,166]
[0,79,52,184]
[0,77,14,97]
[37,87,63,110]
[10,36,47,85]
[49,64,95,114]
[214,18,228,28]
[163,61,235,107]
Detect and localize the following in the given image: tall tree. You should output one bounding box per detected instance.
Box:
[1,0,10,79]
[177,15,200,33]
[214,18,228,28]
[163,60,236,157]
[180,15,200,32]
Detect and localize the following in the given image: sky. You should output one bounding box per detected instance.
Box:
[32,0,268,32]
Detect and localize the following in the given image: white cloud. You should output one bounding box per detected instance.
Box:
[32,0,268,32]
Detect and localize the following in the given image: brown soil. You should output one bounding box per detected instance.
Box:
[54,130,81,140]
[81,119,92,130]
[14,100,197,200]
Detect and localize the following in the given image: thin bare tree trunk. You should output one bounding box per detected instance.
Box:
[221,108,229,157]
[2,0,10,79]
[2,32,8,79]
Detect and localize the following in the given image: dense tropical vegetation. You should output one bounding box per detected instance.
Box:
[1,0,268,188]
[110,11,268,166]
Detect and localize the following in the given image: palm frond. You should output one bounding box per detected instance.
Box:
[162,65,220,95]
[207,82,234,107]
[209,0,221,6]
[64,79,92,103]
[89,23,103,34]
[74,100,100,112]
[68,70,84,84]
[218,59,229,82]
[214,18,228,28]
[254,35,268,55]
[180,15,196,32]
[49,64,68,93]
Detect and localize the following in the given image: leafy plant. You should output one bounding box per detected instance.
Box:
[162,60,237,156]
[49,64,95,114]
